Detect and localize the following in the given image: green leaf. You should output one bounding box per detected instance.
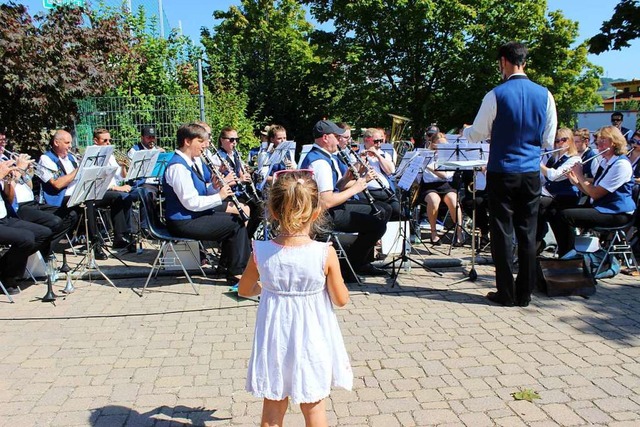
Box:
[511,388,541,402]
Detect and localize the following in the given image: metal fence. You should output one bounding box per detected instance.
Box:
[75,95,202,150]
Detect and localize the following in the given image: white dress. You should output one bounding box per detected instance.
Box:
[246,240,353,404]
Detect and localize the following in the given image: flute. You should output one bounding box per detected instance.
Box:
[540,146,568,157]
[336,150,382,218]
[201,150,250,222]
[556,148,611,180]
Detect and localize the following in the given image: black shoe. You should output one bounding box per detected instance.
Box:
[486,291,514,307]
[5,286,20,295]
[517,299,530,307]
[430,237,442,246]
[112,237,132,249]
[355,263,387,276]
[93,247,108,261]
[342,269,363,284]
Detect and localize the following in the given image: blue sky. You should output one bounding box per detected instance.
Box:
[5,0,639,80]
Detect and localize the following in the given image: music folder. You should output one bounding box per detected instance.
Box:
[67,166,118,208]
[125,149,162,182]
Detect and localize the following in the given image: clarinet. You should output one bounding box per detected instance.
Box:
[201,151,250,222]
[336,150,382,218]
[234,149,261,202]
[209,146,253,203]
[353,150,395,200]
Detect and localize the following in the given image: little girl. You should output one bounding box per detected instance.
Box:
[239,170,352,427]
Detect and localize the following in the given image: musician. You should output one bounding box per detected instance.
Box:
[300,120,390,281]
[335,122,355,175]
[163,123,250,286]
[611,112,633,142]
[92,129,135,251]
[574,128,596,179]
[463,41,557,307]
[38,130,110,260]
[258,125,296,184]
[628,130,640,185]
[1,158,53,295]
[216,126,262,238]
[559,126,635,252]
[361,128,401,219]
[420,132,464,246]
[537,128,581,256]
[127,125,164,189]
[0,131,75,259]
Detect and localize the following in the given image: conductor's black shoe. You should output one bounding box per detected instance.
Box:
[486,291,514,307]
[93,247,108,261]
[355,263,387,276]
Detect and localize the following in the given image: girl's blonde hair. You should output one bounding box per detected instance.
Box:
[267,171,327,236]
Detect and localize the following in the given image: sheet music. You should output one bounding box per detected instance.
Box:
[445,134,468,144]
[67,166,117,207]
[75,145,113,183]
[125,149,162,181]
[397,150,435,191]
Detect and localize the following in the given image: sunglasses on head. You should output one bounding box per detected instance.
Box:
[554,137,569,143]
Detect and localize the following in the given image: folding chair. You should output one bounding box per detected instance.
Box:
[326,232,361,285]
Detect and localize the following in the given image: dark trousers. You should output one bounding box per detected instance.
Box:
[39,200,81,249]
[329,200,390,268]
[369,189,401,220]
[537,195,579,257]
[559,208,632,252]
[487,171,540,305]
[167,213,250,278]
[461,190,490,235]
[92,190,133,240]
[18,201,75,257]
[0,217,52,282]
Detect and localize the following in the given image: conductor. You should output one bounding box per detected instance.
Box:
[463,41,557,307]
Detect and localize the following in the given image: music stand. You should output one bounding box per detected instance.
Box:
[257,141,296,191]
[67,165,120,291]
[436,144,489,284]
[125,149,162,184]
[386,150,442,287]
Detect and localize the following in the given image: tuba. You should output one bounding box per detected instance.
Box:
[388,113,412,165]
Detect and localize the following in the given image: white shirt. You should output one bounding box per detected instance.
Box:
[365,149,393,190]
[0,182,7,219]
[38,153,78,197]
[307,144,342,193]
[593,155,633,196]
[164,150,222,212]
[540,155,581,197]
[462,73,557,151]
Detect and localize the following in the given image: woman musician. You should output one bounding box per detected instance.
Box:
[558,126,636,255]
[419,132,464,246]
[257,125,296,185]
[537,128,582,256]
[360,128,401,220]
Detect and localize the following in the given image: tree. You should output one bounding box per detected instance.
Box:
[0,3,134,148]
[589,0,640,54]
[304,0,602,136]
[202,0,320,141]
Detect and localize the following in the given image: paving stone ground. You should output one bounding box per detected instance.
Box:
[1,240,639,426]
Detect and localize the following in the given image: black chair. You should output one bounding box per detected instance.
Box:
[136,188,205,295]
[591,193,640,277]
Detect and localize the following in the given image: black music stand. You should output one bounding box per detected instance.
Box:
[384,150,442,287]
[125,149,162,185]
[68,165,121,291]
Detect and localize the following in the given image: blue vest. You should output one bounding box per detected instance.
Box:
[593,156,636,214]
[300,147,339,191]
[41,150,78,207]
[334,153,348,175]
[163,154,213,221]
[581,148,596,179]
[544,155,579,198]
[489,75,549,173]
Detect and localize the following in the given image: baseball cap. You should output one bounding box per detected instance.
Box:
[141,126,156,137]
[426,125,439,136]
[312,120,345,139]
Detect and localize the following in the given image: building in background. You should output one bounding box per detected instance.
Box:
[603,79,640,111]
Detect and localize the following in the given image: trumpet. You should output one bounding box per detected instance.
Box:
[2,149,35,183]
[201,150,249,222]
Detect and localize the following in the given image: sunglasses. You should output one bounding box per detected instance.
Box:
[222,137,241,143]
[611,119,622,123]
[273,168,314,181]
[554,137,569,143]
[373,139,384,144]
[633,138,640,145]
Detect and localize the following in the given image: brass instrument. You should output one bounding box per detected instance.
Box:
[234,149,261,202]
[389,113,412,165]
[113,149,130,168]
[336,149,382,218]
[2,149,36,184]
[201,150,250,222]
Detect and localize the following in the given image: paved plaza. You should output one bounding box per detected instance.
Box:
[1,243,639,426]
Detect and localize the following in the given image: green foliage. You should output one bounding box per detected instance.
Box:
[589,0,640,54]
[304,0,602,136]
[0,3,133,150]
[512,388,541,402]
[202,0,320,142]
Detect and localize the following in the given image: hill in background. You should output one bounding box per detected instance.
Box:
[598,77,627,99]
